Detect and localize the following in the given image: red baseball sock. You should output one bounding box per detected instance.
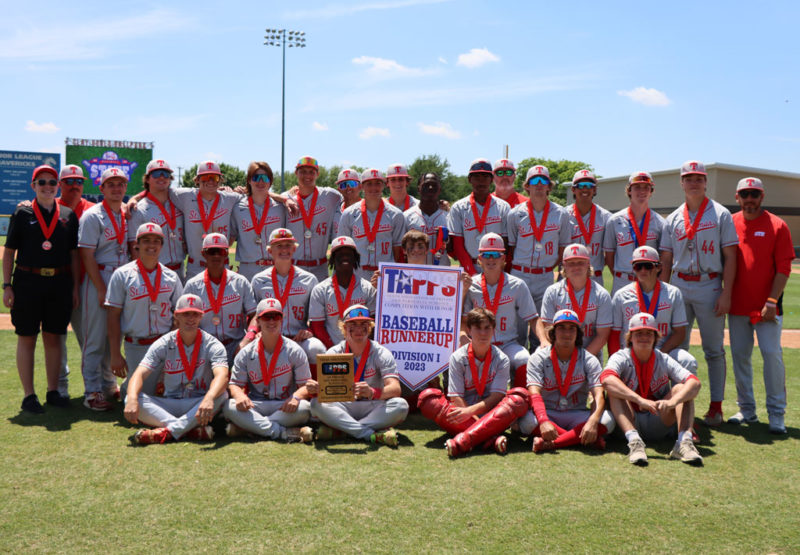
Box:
[513,365,527,389]
[709,401,722,413]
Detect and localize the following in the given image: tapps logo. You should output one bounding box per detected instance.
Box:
[384,268,456,297]
[82,151,139,187]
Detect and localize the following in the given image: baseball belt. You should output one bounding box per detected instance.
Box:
[676,272,719,282]
[125,335,161,346]
[295,257,328,267]
[512,264,555,275]
[15,265,71,277]
[614,271,635,281]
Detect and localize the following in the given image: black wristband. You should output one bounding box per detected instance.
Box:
[3,282,11,289]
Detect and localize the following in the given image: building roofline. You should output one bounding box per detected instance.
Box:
[597,162,800,183]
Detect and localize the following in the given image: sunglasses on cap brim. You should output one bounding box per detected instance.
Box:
[345,307,370,320]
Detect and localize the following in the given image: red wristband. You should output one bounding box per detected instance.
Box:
[244,331,256,341]
[371,387,382,400]
[529,393,549,424]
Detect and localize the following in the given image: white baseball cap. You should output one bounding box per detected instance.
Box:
[268,228,298,246]
[680,160,707,177]
[631,246,660,264]
[59,165,84,180]
[202,233,229,250]
[478,232,505,253]
[330,236,357,254]
[343,304,372,322]
[628,171,654,185]
[736,177,764,193]
[337,168,361,184]
[563,243,590,261]
[553,309,581,328]
[493,159,516,172]
[386,164,409,178]
[572,169,596,185]
[146,159,173,175]
[196,160,222,177]
[256,298,283,318]
[525,165,551,181]
[100,167,129,185]
[628,312,660,335]
[175,294,205,314]
[361,168,386,183]
[136,223,164,241]
[468,158,493,175]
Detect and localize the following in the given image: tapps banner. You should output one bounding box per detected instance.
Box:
[375,262,463,390]
[65,138,152,200]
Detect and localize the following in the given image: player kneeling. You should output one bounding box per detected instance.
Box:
[418,308,529,458]
[310,305,409,447]
[601,312,703,466]
[520,309,614,453]
[223,298,314,443]
[124,294,229,444]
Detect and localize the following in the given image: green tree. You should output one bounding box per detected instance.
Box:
[515,158,597,206]
[407,154,469,203]
[180,162,247,190]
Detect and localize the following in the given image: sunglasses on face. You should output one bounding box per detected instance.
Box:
[738,189,762,199]
[205,248,227,256]
[480,251,503,259]
[251,174,270,183]
[633,262,657,271]
[150,169,172,179]
[198,175,221,183]
[495,170,515,177]
[62,178,84,186]
[527,176,550,186]
[338,180,360,190]
[573,181,595,189]
[259,313,282,321]
[36,179,58,187]
[345,307,370,320]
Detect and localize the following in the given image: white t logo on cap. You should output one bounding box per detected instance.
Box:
[207,162,214,170]
[572,246,579,255]
[690,162,698,171]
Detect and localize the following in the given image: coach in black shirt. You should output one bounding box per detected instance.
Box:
[3,165,79,413]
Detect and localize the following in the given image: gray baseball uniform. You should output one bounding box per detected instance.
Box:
[565,202,612,284]
[128,194,186,278]
[448,194,510,259]
[309,340,410,439]
[337,200,406,282]
[286,187,343,282]
[540,278,612,347]
[230,196,287,281]
[603,208,666,294]
[308,276,377,345]
[404,205,451,266]
[447,343,510,406]
[78,203,131,396]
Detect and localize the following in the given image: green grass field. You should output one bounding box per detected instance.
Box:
[0,331,797,553]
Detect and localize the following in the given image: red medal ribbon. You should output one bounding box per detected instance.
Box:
[549,346,579,398]
[32,199,59,240]
[526,199,550,243]
[204,269,227,318]
[145,192,176,232]
[102,200,127,245]
[177,330,202,383]
[635,280,661,316]
[469,193,493,234]
[683,197,709,241]
[332,274,356,318]
[346,340,372,382]
[566,279,591,323]
[257,335,284,392]
[389,195,410,212]
[480,273,505,315]
[573,203,596,246]
[431,227,445,258]
[271,266,295,309]
[633,352,656,401]
[297,188,319,232]
[360,200,385,245]
[627,207,651,248]
[196,192,220,234]
[248,196,269,237]
[467,343,492,398]
[136,259,163,303]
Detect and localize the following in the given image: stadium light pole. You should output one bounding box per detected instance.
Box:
[264,28,306,192]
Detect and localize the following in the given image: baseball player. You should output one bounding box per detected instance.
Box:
[223,298,314,442]
[385,163,419,212]
[728,177,793,434]
[603,171,667,295]
[492,158,527,208]
[520,309,615,453]
[249,228,325,377]
[309,304,410,447]
[537,243,612,360]
[106,223,183,398]
[337,168,406,282]
[565,169,612,285]
[231,161,287,281]
[3,164,79,412]
[601,312,703,465]
[448,158,511,276]
[404,173,451,266]
[461,233,539,389]
[127,159,186,281]
[286,156,343,282]
[182,233,257,365]
[418,307,529,457]
[78,167,132,411]
[332,168,362,237]
[660,160,738,426]
[124,293,229,444]
[308,237,377,349]
[609,246,697,372]
[56,164,95,398]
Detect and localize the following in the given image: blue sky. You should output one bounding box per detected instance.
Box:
[2,0,799,181]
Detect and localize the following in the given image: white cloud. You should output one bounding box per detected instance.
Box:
[618,87,672,107]
[417,121,461,140]
[438,57,447,64]
[312,121,329,131]
[285,0,451,19]
[359,127,391,140]
[456,48,500,69]
[24,120,59,133]
[352,56,434,78]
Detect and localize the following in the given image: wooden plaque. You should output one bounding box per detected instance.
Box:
[316,353,355,403]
